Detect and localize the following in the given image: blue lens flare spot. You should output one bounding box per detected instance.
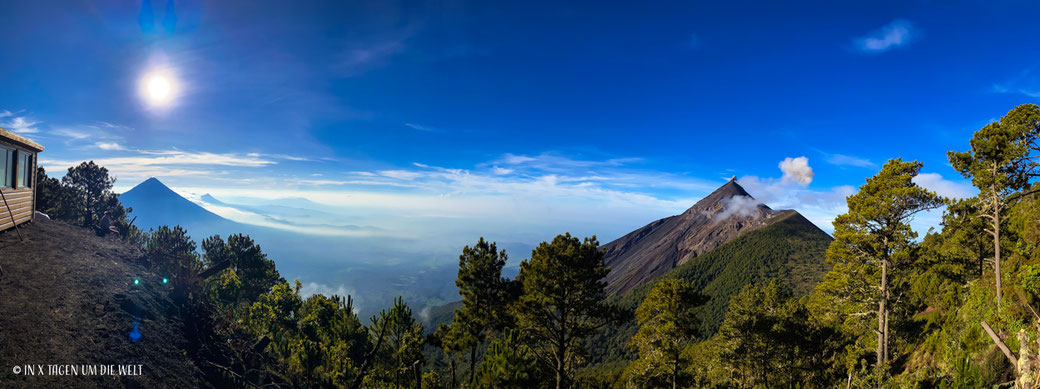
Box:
[162,278,168,284]
[129,320,141,342]
[133,279,140,285]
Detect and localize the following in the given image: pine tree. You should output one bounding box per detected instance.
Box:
[370,297,425,388]
[948,103,1040,313]
[61,161,116,227]
[623,279,704,389]
[512,233,619,389]
[811,159,942,377]
[447,237,512,386]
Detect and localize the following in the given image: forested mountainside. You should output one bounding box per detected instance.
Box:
[586,211,831,364]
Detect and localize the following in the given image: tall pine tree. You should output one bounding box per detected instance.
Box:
[445,237,512,386]
[948,103,1040,313]
[512,233,619,389]
[811,159,942,377]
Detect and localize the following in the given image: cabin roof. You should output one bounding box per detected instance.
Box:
[0,126,44,152]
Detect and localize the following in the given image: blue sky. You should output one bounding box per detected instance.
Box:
[2,0,1038,245]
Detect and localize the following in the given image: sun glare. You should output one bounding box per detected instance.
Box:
[140,70,178,107]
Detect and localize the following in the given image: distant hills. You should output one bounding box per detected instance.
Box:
[117,177,466,320]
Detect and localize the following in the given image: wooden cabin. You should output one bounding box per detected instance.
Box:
[0,127,43,232]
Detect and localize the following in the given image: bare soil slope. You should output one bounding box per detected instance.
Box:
[0,219,203,388]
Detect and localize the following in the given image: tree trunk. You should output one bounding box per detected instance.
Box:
[884,308,890,363]
[450,359,456,389]
[994,194,1003,314]
[878,258,889,365]
[469,346,477,386]
[673,354,679,389]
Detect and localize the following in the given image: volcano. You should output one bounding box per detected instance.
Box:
[601,178,818,295]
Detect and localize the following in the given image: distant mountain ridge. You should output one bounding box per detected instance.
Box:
[119,177,232,230]
[601,178,802,295]
[116,177,470,320]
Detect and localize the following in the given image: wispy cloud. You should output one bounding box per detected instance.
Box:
[992,66,1040,98]
[41,148,278,184]
[335,39,406,77]
[404,123,438,132]
[853,19,917,54]
[1,110,42,134]
[826,153,876,168]
[493,152,643,171]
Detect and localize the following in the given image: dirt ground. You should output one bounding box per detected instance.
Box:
[0,219,204,388]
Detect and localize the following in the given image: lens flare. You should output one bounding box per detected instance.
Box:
[162,277,168,284]
[134,279,140,285]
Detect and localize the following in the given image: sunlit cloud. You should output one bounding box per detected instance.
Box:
[912,172,976,199]
[95,142,125,151]
[779,156,815,186]
[1,111,42,134]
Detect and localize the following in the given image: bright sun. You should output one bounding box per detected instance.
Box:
[140,71,178,107]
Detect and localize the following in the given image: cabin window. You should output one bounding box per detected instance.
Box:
[17,152,32,188]
[0,147,12,188]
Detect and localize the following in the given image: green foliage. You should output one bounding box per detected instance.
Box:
[948,104,1040,314]
[201,234,283,310]
[513,233,621,388]
[443,237,514,386]
[810,159,942,374]
[35,164,141,242]
[589,212,831,365]
[369,297,426,388]
[623,279,705,388]
[714,280,843,387]
[290,293,370,387]
[947,104,1039,203]
[475,330,546,388]
[61,161,118,227]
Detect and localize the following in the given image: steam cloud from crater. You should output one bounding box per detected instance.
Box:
[717,195,762,221]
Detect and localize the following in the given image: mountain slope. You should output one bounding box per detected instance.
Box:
[601,178,791,295]
[119,178,232,231]
[588,211,833,363]
[0,219,204,388]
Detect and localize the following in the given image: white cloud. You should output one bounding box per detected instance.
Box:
[95,142,125,151]
[2,115,41,134]
[779,156,815,186]
[380,170,423,180]
[826,153,876,168]
[853,19,916,53]
[491,166,514,175]
[737,174,853,233]
[716,195,762,221]
[298,282,360,313]
[912,172,977,199]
